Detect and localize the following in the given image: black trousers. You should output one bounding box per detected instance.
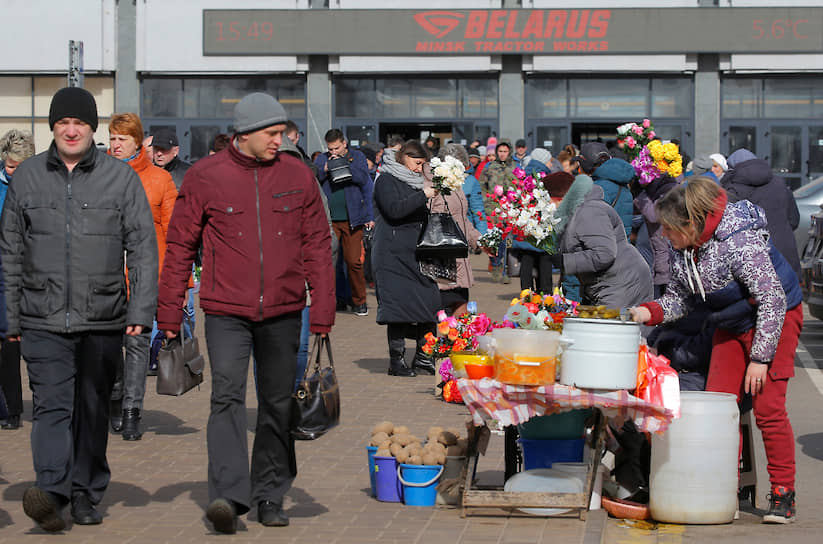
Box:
[519,251,555,294]
[204,312,300,514]
[21,328,121,504]
[0,339,22,416]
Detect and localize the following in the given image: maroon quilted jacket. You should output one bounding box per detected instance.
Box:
[157,144,335,333]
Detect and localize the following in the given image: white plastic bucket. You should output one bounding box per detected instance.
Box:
[559,318,640,390]
[649,391,739,524]
[551,462,607,510]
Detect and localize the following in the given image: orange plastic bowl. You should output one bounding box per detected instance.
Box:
[465,363,495,379]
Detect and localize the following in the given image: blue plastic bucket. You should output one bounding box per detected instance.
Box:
[366,446,378,497]
[518,438,585,470]
[374,456,402,502]
[398,464,444,507]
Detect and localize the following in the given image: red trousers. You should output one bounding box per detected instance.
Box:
[706,304,803,490]
[332,221,366,306]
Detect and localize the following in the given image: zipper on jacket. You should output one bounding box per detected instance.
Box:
[255,169,264,319]
[65,176,73,331]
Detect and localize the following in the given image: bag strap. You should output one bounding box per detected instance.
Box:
[301,334,334,381]
[609,184,624,208]
[426,193,452,215]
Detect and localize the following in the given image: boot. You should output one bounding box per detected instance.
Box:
[491,264,502,282]
[412,351,436,375]
[387,333,415,377]
[109,398,123,433]
[121,408,142,441]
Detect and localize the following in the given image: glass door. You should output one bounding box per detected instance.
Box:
[532,125,569,157]
[726,125,757,156]
[766,125,803,189]
[808,126,823,182]
[345,124,377,148]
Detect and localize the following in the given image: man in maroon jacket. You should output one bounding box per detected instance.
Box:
[157,93,334,533]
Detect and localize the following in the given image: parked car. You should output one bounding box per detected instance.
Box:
[793,176,823,254]
[801,205,823,320]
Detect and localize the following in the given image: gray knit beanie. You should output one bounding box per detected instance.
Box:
[529,148,552,165]
[233,93,288,134]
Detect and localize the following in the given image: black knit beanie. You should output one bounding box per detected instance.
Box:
[49,87,98,131]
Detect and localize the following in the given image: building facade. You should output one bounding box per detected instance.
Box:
[1,0,822,187]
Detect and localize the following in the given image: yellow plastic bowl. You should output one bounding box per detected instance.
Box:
[450,352,491,373]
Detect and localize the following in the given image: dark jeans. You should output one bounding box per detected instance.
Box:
[519,251,554,294]
[123,328,151,410]
[21,328,121,504]
[0,339,22,416]
[204,312,300,514]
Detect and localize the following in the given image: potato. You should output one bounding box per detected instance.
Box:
[447,428,462,440]
[396,448,410,464]
[394,425,410,435]
[370,432,389,447]
[437,431,458,446]
[408,455,423,465]
[376,448,392,457]
[421,452,439,466]
[390,433,406,444]
[406,443,424,456]
[389,442,404,457]
[372,421,394,436]
[426,426,444,440]
[436,452,447,465]
[424,441,446,455]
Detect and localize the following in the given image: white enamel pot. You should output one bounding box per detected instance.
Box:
[559,317,640,390]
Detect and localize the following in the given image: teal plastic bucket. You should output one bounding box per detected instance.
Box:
[398,464,444,507]
[518,409,593,440]
[518,438,585,470]
[366,446,378,497]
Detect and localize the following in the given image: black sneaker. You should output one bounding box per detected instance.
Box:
[354,304,369,316]
[763,486,795,524]
[258,500,289,527]
[71,492,102,525]
[206,498,237,534]
[23,487,66,532]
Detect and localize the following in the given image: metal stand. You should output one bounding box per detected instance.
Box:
[461,410,606,519]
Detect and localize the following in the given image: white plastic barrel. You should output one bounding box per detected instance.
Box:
[649,391,739,524]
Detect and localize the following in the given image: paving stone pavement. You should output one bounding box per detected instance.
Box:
[3,253,822,543]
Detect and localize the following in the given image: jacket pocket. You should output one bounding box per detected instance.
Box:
[272,193,303,236]
[81,203,122,236]
[20,279,58,318]
[87,276,127,321]
[21,200,58,235]
[207,203,245,239]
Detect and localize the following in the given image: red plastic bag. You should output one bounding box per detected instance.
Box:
[641,350,680,418]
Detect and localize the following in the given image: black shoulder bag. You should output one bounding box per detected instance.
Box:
[415,195,469,260]
[291,334,340,440]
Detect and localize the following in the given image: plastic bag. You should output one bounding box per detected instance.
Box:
[641,350,681,418]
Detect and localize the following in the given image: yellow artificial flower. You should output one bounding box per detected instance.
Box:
[656,160,669,172]
[663,143,680,162]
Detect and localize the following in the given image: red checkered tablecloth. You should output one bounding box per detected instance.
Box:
[457,378,674,434]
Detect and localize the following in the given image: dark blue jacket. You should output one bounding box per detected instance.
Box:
[315,148,373,228]
[524,160,550,179]
[592,158,635,238]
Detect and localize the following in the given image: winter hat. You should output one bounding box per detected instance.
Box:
[691,154,714,176]
[478,145,487,156]
[234,92,288,135]
[486,136,498,148]
[466,146,481,158]
[49,87,98,131]
[580,142,609,161]
[726,149,756,169]
[709,153,728,171]
[359,146,377,165]
[543,171,575,199]
[529,148,552,165]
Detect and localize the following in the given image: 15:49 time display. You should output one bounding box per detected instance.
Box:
[214,21,274,41]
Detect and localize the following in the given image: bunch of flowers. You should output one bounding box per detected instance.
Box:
[429,155,467,195]
[485,168,560,253]
[422,309,493,358]
[616,119,656,161]
[499,288,579,331]
[477,226,504,254]
[632,140,683,185]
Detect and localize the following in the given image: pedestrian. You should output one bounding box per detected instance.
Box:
[633,174,679,298]
[157,92,334,533]
[479,140,516,284]
[151,127,190,190]
[314,129,373,316]
[630,177,802,524]
[513,138,529,167]
[586,143,635,239]
[0,129,35,431]
[0,87,158,531]
[463,146,486,234]
[108,112,178,440]
[372,141,439,377]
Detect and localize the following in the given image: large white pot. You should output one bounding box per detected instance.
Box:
[559,318,640,390]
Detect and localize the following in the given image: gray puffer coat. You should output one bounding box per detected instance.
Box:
[560,185,653,308]
[0,142,158,335]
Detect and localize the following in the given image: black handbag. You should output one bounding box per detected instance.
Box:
[415,197,469,260]
[156,324,205,396]
[291,334,340,440]
[327,156,353,184]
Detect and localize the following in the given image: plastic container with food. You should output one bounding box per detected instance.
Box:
[490,329,563,386]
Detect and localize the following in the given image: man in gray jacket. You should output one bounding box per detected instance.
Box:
[0,87,158,532]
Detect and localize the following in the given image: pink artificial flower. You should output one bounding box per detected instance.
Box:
[494,185,504,196]
[643,119,651,128]
[648,131,656,139]
[512,167,526,178]
[633,126,643,135]
[437,310,448,322]
[626,136,636,148]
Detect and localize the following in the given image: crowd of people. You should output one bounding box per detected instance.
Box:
[0,86,804,532]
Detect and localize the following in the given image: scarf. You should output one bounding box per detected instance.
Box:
[555,174,594,237]
[377,148,423,190]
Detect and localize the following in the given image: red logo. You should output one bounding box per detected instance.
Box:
[414,11,465,38]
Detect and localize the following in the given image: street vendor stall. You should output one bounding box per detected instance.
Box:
[456,379,675,518]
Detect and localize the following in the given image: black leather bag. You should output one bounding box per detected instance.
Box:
[156,329,205,396]
[291,334,340,440]
[327,156,353,184]
[415,197,469,260]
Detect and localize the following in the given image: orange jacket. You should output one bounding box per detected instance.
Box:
[123,147,178,274]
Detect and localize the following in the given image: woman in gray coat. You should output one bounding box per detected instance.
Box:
[559,177,653,309]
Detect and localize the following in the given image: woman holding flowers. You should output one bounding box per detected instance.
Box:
[629,177,802,524]
[372,141,440,377]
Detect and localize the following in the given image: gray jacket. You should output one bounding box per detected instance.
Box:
[0,142,158,335]
[164,156,191,191]
[560,185,653,309]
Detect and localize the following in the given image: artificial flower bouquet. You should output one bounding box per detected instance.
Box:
[616,119,656,161]
[485,168,560,253]
[422,308,493,358]
[500,288,579,332]
[477,226,504,254]
[632,139,683,184]
[429,155,467,195]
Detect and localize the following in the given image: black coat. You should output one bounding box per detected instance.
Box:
[371,173,440,324]
[721,158,800,277]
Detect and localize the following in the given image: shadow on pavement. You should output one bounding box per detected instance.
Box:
[352,357,388,374]
[143,409,199,436]
[283,486,329,519]
[797,432,823,461]
[0,507,11,529]
[152,480,210,509]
